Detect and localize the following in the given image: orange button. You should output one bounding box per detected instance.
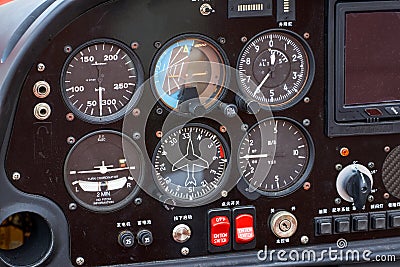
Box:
[210,216,230,247]
[235,214,255,244]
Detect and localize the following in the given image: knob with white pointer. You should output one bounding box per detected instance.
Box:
[336,164,373,210]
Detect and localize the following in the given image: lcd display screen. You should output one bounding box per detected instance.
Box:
[345,12,400,106]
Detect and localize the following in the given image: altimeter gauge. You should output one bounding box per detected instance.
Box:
[152,124,229,206]
[64,131,143,212]
[237,30,314,110]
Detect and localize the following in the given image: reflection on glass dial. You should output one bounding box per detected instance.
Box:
[61,39,143,124]
[64,131,142,212]
[153,124,229,205]
[152,34,228,114]
[237,30,314,110]
[238,118,313,197]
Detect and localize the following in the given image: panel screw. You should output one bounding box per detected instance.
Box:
[67,136,76,145]
[64,45,72,54]
[37,63,46,72]
[301,236,309,245]
[218,37,226,45]
[69,203,77,211]
[303,182,311,191]
[181,247,190,256]
[334,198,342,205]
[66,113,75,122]
[303,119,311,127]
[304,97,311,103]
[368,195,374,202]
[12,172,21,181]
[335,164,343,171]
[241,124,249,132]
[76,257,84,266]
[303,32,310,39]
[219,125,227,133]
[156,131,163,138]
[367,162,375,169]
[154,41,162,49]
[221,190,228,197]
[132,108,141,117]
[134,198,142,206]
[241,36,248,43]
[384,193,390,199]
[156,107,163,115]
[132,132,141,140]
[384,146,391,153]
[131,41,139,50]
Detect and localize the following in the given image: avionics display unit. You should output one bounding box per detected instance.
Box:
[327,0,400,136]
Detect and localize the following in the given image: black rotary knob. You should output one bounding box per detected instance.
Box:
[118,231,135,248]
[137,230,153,246]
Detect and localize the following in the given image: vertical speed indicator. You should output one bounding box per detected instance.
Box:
[237,30,315,110]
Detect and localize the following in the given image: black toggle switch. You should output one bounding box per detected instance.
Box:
[345,169,372,210]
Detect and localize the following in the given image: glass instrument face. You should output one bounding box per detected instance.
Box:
[61,39,143,124]
[152,35,228,114]
[152,124,229,205]
[238,118,313,197]
[237,30,313,110]
[64,131,142,212]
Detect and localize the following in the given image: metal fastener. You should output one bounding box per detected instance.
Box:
[241,36,248,43]
[301,236,309,245]
[76,257,84,266]
[218,37,226,44]
[64,45,72,54]
[221,190,228,197]
[334,198,342,205]
[368,162,375,169]
[384,146,391,153]
[67,136,76,145]
[132,132,141,140]
[303,119,311,127]
[154,41,162,49]
[304,97,311,103]
[181,247,190,256]
[131,42,139,50]
[12,172,21,181]
[134,198,142,206]
[368,195,374,202]
[241,124,249,132]
[69,203,77,211]
[37,63,46,72]
[335,164,343,171]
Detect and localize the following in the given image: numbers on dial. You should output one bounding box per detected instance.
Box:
[238,118,314,197]
[237,30,314,110]
[153,124,229,205]
[61,39,143,124]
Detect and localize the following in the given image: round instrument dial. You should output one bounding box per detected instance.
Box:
[153,124,229,206]
[64,131,143,212]
[151,34,228,115]
[238,118,314,197]
[61,39,143,124]
[237,30,314,110]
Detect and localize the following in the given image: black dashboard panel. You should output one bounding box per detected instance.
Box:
[1,0,400,266]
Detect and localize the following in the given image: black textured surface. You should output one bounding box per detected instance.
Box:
[382,145,400,199]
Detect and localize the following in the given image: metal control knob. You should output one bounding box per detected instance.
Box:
[172,224,191,243]
[137,229,153,246]
[118,231,135,248]
[235,95,260,114]
[336,163,373,210]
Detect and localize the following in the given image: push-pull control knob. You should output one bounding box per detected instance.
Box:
[336,164,373,210]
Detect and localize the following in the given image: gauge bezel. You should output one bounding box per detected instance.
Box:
[236,29,315,111]
[151,123,231,206]
[150,33,230,116]
[238,117,315,197]
[60,38,144,124]
[63,130,144,212]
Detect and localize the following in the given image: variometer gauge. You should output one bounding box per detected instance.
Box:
[61,39,144,124]
[238,118,314,197]
[152,124,230,206]
[151,34,229,115]
[237,30,315,110]
[64,131,143,212]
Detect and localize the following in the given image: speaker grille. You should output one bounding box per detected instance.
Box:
[382,145,400,199]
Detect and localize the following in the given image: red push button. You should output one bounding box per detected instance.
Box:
[210,216,230,247]
[235,214,255,244]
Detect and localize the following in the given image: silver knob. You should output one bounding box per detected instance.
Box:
[172,224,191,243]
